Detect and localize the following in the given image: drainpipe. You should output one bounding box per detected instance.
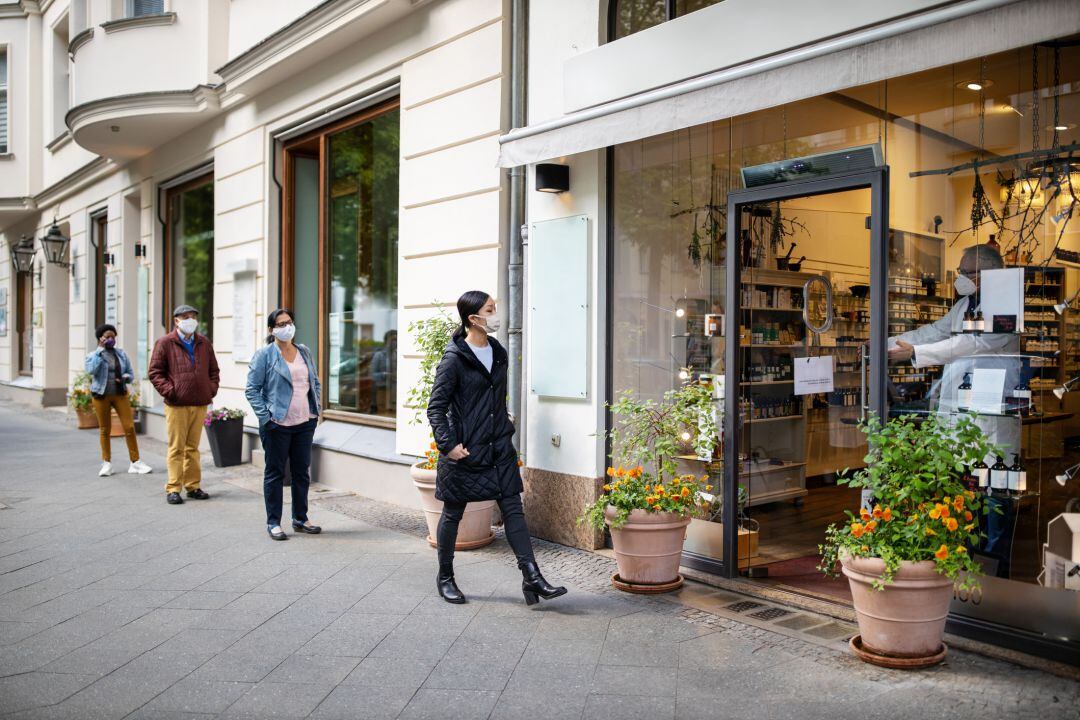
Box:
[507,0,527,456]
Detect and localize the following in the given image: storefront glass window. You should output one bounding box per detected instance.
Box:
[325,108,400,418]
[167,175,214,339]
[610,0,725,40]
[611,40,1080,652]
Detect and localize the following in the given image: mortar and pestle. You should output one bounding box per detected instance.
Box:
[788,256,806,272]
[776,243,797,270]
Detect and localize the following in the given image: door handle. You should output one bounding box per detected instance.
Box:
[859,342,868,422]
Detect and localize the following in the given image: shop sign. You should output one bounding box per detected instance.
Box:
[105,274,118,325]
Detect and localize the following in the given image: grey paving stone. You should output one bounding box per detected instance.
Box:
[264,653,360,685]
[422,656,516,691]
[139,678,255,715]
[518,635,603,666]
[347,589,425,615]
[504,660,596,695]
[0,671,98,714]
[308,683,417,720]
[676,632,796,671]
[490,688,590,720]
[188,648,290,683]
[299,612,404,657]
[220,680,335,719]
[398,688,500,720]
[0,620,48,645]
[585,693,676,720]
[162,590,244,609]
[341,655,439,691]
[592,664,679,697]
[599,640,680,667]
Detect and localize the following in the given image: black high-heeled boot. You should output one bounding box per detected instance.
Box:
[520,561,567,605]
[437,563,466,604]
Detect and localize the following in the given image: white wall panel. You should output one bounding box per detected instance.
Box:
[216,164,264,213]
[399,246,499,308]
[215,203,264,249]
[401,77,501,158]
[401,21,502,108]
[399,189,500,257]
[399,135,500,207]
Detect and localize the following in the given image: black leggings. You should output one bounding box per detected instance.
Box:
[437,494,536,568]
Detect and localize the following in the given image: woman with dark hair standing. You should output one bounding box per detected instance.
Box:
[427,290,566,605]
[245,309,323,540]
[85,324,152,477]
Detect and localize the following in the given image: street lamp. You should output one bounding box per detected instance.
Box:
[9,235,36,274]
[40,222,71,268]
[1056,462,1080,487]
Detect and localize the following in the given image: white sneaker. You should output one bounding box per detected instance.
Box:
[98,461,112,477]
[128,460,152,474]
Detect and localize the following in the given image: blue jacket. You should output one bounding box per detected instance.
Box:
[245,343,322,426]
[84,347,135,396]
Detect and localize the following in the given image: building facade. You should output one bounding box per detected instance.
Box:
[0,0,513,505]
[505,0,1080,662]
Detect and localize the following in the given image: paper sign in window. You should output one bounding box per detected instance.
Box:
[970,368,1007,414]
[794,356,834,396]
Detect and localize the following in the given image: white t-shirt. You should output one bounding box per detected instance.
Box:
[466,340,493,372]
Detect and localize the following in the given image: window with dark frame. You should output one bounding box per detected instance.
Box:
[609,0,724,40]
[281,98,400,427]
[164,173,214,340]
[127,0,165,18]
[91,212,107,327]
[0,48,8,154]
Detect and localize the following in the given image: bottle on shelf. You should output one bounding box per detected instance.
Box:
[972,457,990,489]
[962,310,976,333]
[957,372,973,411]
[973,310,986,333]
[1012,377,1032,415]
[1007,453,1027,494]
[989,455,1009,491]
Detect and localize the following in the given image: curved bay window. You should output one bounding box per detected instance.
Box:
[283,99,400,425]
[610,0,724,40]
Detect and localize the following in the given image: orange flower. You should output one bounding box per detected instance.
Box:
[934,544,949,560]
[955,546,968,554]
[872,504,883,519]
[646,496,657,505]
[602,484,612,492]
[944,496,952,504]
[953,496,965,511]
[851,522,865,539]
[928,506,941,520]
[964,490,975,499]
[860,545,870,553]
[430,442,437,450]
[631,466,643,478]
[860,507,872,521]
[517,459,524,467]
[939,505,951,519]
[705,485,713,492]
[964,510,973,522]
[606,467,615,477]
[864,520,878,533]
[881,507,893,522]
[945,517,959,532]
[672,477,681,485]
[680,487,691,498]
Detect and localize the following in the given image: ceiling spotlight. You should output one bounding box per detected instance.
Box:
[675,308,686,318]
[966,82,983,91]
[958,79,993,92]
[680,431,691,441]
[1056,462,1080,487]
[1047,123,1076,132]
[1055,290,1079,315]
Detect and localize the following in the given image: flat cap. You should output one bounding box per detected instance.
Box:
[172,304,199,317]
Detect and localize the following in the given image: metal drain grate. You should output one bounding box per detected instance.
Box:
[748,607,793,621]
[726,600,764,613]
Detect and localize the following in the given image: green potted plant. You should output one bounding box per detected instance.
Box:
[128,384,146,435]
[204,407,247,467]
[581,378,714,591]
[68,372,97,429]
[406,309,494,549]
[819,412,999,667]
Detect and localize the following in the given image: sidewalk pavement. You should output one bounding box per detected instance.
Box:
[0,404,1076,720]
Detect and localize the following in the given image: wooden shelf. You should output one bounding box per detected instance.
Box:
[739,380,794,386]
[743,306,803,313]
[745,415,803,424]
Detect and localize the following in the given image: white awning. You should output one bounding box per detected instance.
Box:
[498,0,1076,167]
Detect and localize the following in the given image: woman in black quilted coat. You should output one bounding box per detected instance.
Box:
[427,290,567,605]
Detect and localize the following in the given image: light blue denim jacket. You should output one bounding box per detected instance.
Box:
[245,343,322,426]
[84,347,135,396]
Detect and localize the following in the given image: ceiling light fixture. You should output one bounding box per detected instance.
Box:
[958,79,993,91]
[1053,376,1079,400]
[1056,462,1080,487]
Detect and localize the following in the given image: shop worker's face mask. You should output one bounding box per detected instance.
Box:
[954,274,977,297]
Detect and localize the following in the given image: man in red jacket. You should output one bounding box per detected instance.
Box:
[148,305,220,505]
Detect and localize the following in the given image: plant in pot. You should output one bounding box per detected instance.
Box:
[68,372,97,429]
[819,412,999,668]
[128,384,146,435]
[204,407,247,468]
[406,309,494,550]
[581,381,713,592]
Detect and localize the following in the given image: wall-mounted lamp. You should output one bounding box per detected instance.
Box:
[1053,376,1080,400]
[1056,462,1080,487]
[134,243,147,258]
[103,252,116,267]
[40,222,71,270]
[535,163,570,194]
[1055,289,1079,315]
[9,235,37,274]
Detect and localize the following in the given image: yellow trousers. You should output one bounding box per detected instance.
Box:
[91,394,139,463]
[164,405,207,494]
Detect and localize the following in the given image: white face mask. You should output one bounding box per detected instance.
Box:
[954,274,977,297]
[476,314,501,334]
[272,324,296,342]
[177,318,199,335]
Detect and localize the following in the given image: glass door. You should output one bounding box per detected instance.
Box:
[723,170,887,600]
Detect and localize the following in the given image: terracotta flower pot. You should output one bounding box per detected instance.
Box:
[75,407,98,429]
[604,505,690,585]
[410,463,495,550]
[109,411,126,437]
[841,553,953,659]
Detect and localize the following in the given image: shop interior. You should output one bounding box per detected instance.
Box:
[611,39,1080,606]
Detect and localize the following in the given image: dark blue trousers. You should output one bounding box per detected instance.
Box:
[260,418,316,527]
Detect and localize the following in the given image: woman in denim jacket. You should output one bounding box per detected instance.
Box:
[245,308,323,540]
[84,324,152,477]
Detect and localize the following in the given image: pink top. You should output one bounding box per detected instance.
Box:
[279,353,315,426]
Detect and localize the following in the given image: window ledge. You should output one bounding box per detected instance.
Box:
[46,131,73,153]
[68,27,94,56]
[0,153,13,160]
[101,12,177,34]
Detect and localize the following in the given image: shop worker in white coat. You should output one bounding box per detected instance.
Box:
[886,243,1020,455]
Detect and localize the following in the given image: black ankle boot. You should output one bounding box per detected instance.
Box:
[437,563,466,604]
[520,561,567,606]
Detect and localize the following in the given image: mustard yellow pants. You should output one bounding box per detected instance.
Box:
[91,395,139,463]
[164,405,207,494]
